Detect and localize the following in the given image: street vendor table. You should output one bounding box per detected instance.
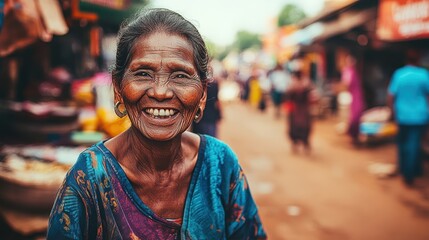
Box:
[0,203,48,240]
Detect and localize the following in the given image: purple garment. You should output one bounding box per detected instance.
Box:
[342,66,365,139]
[47,136,266,239]
[108,160,181,239]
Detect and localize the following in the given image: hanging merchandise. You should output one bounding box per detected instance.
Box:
[36,0,68,36]
[0,0,42,57]
[0,0,69,57]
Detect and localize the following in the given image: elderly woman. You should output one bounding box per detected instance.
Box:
[47,8,266,240]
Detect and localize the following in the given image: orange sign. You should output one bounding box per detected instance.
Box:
[377,0,429,41]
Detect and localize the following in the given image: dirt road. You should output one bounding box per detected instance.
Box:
[217,101,429,240]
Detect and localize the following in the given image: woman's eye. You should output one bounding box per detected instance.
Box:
[175,74,189,79]
[173,73,188,78]
[172,72,197,81]
[135,71,151,77]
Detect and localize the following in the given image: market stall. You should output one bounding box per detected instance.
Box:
[0,0,144,238]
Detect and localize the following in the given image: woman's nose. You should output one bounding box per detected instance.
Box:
[146,81,174,100]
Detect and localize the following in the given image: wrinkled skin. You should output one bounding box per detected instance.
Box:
[115,31,207,141]
[105,31,207,219]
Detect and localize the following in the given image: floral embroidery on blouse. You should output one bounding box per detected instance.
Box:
[47,135,266,239]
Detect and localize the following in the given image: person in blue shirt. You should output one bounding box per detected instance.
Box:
[388,49,429,185]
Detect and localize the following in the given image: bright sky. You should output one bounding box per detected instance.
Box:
[149,0,325,46]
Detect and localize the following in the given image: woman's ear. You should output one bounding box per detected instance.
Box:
[194,89,207,123]
[199,88,207,111]
[113,82,123,104]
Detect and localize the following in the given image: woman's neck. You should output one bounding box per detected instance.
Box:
[115,128,185,175]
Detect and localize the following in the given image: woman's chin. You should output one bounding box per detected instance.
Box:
[144,130,182,142]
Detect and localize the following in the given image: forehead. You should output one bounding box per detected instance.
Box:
[130,31,194,61]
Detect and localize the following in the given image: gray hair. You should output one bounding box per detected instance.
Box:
[111,8,209,88]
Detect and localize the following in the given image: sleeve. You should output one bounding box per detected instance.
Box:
[47,156,96,240]
[226,165,267,239]
[47,181,89,239]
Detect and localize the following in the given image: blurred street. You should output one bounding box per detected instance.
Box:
[218,101,429,240]
[1,0,429,239]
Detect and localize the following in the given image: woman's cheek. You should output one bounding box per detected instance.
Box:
[121,82,147,102]
[180,84,204,102]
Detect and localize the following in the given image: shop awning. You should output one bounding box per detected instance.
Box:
[377,0,429,41]
[78,0,147,26]
[280,7,377,48]
[317,8,377,40]
[297,0,359,28]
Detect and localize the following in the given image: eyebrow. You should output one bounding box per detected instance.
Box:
[129,56,162,69]
[129,59,196,74]
[165,61,196,74]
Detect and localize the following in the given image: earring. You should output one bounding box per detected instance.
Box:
[114,102,127,118]
[194,108,202,123]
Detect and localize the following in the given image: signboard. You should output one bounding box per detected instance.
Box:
[377,0,429,41]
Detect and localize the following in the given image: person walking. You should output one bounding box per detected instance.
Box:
[248,67,263,109]
[341,54,365,145]
[387,49,429,186]
[286,71,317,154]
[268,62,290,118]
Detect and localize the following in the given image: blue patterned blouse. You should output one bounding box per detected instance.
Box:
[47,134,266,239]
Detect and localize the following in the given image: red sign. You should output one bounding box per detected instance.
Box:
[377,0,429,41]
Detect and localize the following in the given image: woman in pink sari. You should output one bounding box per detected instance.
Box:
[342,55,365,144]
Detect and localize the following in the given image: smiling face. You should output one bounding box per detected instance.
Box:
[115,31,207,141]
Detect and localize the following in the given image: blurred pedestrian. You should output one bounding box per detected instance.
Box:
[258,69,270,113]
[286,71,317,154]
[193,77,222,137]
[387,49,429,186]
[341,54,365,145]
[248,67,263,109]
[239,68,251,102]
[268,62,290,118]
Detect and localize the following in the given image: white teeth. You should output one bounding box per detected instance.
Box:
[145,108,176,117]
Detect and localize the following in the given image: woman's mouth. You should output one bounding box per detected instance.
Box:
[144,108,177,118]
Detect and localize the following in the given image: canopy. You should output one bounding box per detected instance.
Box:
[280,7,377,48]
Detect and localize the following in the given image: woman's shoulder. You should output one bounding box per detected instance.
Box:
[202,135,239,168]
[73,143,104,168]
[63,142,108,186]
